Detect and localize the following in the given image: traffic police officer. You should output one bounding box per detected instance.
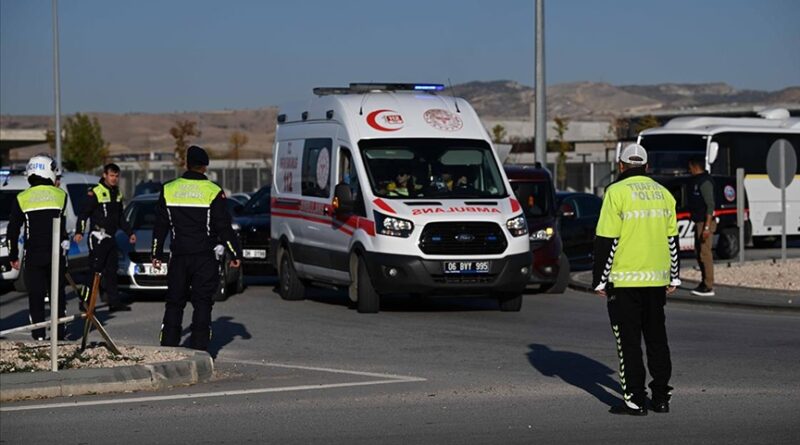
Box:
[592,144,680,415]
[74,163,136,311]
[7,155,69,340]
[152,146,242,350]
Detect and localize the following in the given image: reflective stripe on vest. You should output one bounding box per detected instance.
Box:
[163,178,220,208]
[17,185,67,213]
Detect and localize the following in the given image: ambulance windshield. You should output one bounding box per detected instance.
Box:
[359,138,507,199]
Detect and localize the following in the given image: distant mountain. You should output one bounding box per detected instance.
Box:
[3,81,797,159]
[446,81,799,120]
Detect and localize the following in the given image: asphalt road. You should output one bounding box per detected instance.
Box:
[1,276,799,444]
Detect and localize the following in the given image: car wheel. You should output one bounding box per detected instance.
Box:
[543,253,570,294]
[234,266,245,294]
[279,249,305,301]
[498,293,523,312]
[715,228,739,259]
[355,255,380,313]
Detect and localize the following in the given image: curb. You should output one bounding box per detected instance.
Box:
[568,272,799,312]
[0,346,213,402]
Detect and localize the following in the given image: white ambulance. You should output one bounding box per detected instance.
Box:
[271,83,531,313]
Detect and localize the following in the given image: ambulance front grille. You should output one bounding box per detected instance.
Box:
[418,222,507,255]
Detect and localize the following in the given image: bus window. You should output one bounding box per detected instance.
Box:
[639,134,707,174]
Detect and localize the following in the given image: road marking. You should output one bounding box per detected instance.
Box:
[0,361,426,412]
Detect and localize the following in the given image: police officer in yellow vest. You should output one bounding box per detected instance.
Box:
[152,146,242,351]
[592,144,680,416]
[7,155,70,340]
[74,163,136,312]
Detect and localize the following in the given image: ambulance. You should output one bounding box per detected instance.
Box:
[271,83,531,313]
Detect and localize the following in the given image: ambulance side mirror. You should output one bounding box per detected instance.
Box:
[708,142,719,164]
[334,183,354,215]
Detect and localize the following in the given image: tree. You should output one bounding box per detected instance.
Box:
[552,117,570,190]
[48,113,109,172]
[490,124,507,143]
[228,131,249,167]
[633,115,661,134]
[169,120,201,167]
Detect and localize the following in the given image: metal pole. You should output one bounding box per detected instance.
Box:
[590,162,595,195]
[50,216,61,371]
[534,0,546,164]
[737,168,745,264]
[780,144,787,261]
[52,0,63,171]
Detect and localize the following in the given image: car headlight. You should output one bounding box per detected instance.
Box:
[529,227,555,241]
[506,215,528,237]
[231,222,241,231]
[374,211,414,238]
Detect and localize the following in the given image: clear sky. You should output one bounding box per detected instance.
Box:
[1,0,798,115]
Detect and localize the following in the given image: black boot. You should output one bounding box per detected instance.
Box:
[609,403,647,416]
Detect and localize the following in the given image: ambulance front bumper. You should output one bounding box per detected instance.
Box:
[362,251,532,296]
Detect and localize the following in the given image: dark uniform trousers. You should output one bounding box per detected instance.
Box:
[607,287,673,406]
[89,236,121,305]
[161,252,219,350]
[25,256,67,340]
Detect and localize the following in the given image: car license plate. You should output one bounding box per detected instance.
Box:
[442,261,491,274]
[138,264,168,275]
[243,249,267,259]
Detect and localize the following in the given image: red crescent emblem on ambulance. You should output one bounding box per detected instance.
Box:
[367,109,404,132]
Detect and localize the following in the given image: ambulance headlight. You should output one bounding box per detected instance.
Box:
[374,212,414,238]
[529,227,554,241]
[506,215,528,237]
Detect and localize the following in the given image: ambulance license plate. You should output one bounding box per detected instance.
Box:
[442,261,491,274]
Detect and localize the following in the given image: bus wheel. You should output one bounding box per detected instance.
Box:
[716,228,739,259]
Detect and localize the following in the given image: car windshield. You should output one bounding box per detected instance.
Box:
[125,200,158,230]
[510,180,553,217]
[240,187,270,215]
[639,134,707,174]
[359,138,507,199]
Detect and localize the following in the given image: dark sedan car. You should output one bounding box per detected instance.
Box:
[233,186,274,276]
[556,191,602,270]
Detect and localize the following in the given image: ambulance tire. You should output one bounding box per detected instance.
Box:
[715,228,739,260]
[279,249,305,301]
[356,256,380,314]
[498,293,523,312]
[543,253,570,294]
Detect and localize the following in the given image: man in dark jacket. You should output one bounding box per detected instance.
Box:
[687,156,715,297]
[7,155,69,340]
[152,146,242,351]
[74,163,136,311]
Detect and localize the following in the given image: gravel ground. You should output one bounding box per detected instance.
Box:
[0,341,188,373]
[682,258,800,291]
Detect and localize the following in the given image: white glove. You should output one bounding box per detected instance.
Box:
[61,240,71,251]
[213,244,225,259]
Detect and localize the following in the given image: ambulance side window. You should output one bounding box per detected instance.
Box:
[338,147,366,217]
[301,138,332,198]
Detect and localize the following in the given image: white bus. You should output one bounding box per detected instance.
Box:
[637,108,800,247]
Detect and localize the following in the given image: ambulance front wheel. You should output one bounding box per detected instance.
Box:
[498,293,523,312]
[279,248,306,301]
[353,255,380,314]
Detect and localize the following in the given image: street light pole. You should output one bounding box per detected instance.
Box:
[52,0,63,171]
[534,0,546,165]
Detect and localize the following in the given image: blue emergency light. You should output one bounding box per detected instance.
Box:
[413,84,445,91]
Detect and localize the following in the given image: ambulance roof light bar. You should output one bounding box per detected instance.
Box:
[313,83,445,96]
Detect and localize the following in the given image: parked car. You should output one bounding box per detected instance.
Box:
[556,191,603,270]
[505,165,569,293]
[228,193,252,206]
[233,186,274,276]
[1,169,95,289]
[116,194,244,301]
